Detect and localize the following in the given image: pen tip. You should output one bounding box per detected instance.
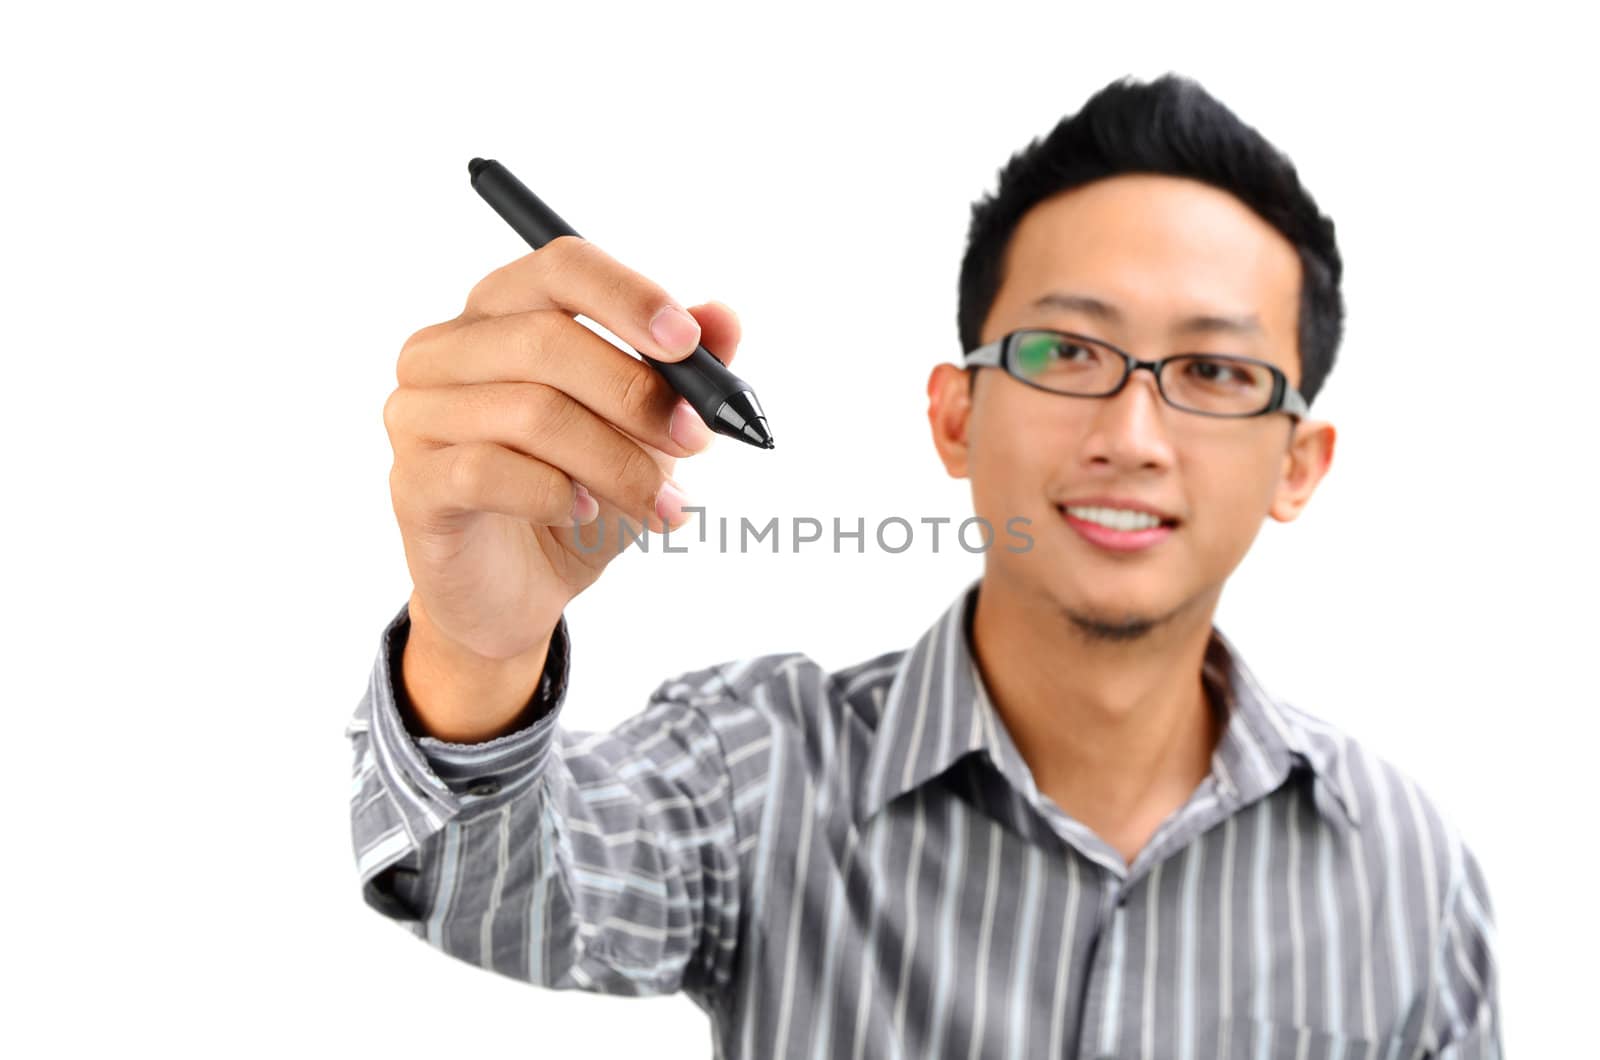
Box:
[712,392,775,450]
[468,158,488,180]
[740,417,775,450]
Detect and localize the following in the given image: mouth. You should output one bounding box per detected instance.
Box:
[1055,503,1179,552]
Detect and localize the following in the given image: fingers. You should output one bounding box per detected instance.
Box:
[460,236,706,364]
[385,381,690,534]
[398,312,715,458]
[392,442,597,529]
[388,247,745,546]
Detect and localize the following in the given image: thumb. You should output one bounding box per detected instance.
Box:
[683,300,741,368]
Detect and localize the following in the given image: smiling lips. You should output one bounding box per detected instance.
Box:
[1057,501,1179,553]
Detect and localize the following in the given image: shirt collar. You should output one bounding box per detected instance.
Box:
[852,577,1360,832]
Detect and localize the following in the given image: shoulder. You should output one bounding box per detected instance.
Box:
[1276,699,1493,919]
[642,646,909,796]
[1276,700,1501,1046]
[647,646,907,735]
[631,648,907,867]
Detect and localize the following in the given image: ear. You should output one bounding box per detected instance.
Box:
[927,363,976,479]
[1268,418,1336,522]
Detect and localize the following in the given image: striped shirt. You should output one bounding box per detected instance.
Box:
[347,577,1501,1059]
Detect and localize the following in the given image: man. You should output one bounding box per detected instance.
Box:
[350,74,1500,1057]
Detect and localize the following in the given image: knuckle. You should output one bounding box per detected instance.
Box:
[609,267,666,324]
[397,319,454,385]
[401,320,439,351]
[464,261,513,313]
[515,311,557,375]
[600,265,634,305]
[381,388,405,439]
[546,237,662,321]
[395,328,427,385]
[535,235,589,283]
[611,443,662,514]
[389,458,433,520]
[512,383,576,449]
[444,444,493,504]
[462,276,489,315]
[613,363,662,424]
[546,233,588,261]
[387,460,408,501]
[389,462,422,523]
[464,249,540,317]
[531,465,570,522]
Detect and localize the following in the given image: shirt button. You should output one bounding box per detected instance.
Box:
[466,779,500,797]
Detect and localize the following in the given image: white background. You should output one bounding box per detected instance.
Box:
[4,1,1593,1055]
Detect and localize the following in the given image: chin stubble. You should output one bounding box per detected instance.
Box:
[1063,610,1158,644]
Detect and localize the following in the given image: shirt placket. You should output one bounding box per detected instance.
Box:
[1067,866,1132,1060]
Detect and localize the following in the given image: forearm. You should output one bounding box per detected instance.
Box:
[400,590,554,743]
[347,600,747,999]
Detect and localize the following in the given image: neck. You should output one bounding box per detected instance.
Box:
[968,570,1225,864]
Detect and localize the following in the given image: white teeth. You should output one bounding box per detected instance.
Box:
[1063,505,1165,532]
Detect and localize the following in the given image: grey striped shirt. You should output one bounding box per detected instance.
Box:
[347,578,1501,1058]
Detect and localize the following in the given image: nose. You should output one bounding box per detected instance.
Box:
[1082,363,1175,468]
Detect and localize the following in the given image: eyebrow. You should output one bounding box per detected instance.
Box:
[1029,291,1263,338]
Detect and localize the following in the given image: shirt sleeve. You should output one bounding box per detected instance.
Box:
[345,599,749,1005]
[1426,841,1502,1059]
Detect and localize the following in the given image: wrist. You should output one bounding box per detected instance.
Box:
[400,592,557,743]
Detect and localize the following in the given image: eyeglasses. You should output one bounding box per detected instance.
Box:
[963,328,1308,420]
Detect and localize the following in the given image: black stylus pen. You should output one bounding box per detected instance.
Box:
[467,157,775,450]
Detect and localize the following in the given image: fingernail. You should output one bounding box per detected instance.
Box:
[669,398,713,453]
[649,305,701,357]
[655,479,689,528]
[571,483,599,524]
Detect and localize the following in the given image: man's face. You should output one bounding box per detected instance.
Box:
[928,173,1335,639]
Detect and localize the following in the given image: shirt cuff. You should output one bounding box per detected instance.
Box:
[364,600,570,834]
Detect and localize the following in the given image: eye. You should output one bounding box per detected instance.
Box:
[1016,334,1100,375]
[1182,356,1262,389]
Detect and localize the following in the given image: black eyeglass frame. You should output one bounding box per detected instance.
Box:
[962,328,1309,420]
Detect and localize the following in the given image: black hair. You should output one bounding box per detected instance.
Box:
[958,73,1344,406]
